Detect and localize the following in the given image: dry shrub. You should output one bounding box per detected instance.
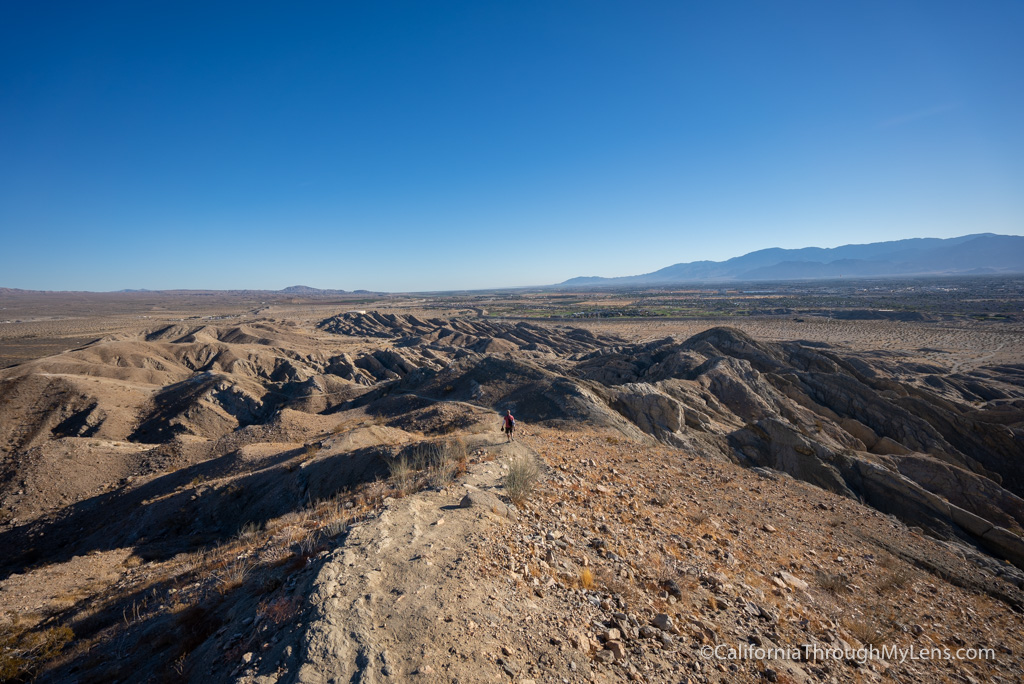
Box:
[503,456,541,507]
[355,478,388,512]
[0,617,74,682]
[687,510,710,526]
[815,571,850,595]
[646,552,672,583]
[593,566,619,593]
[844,617,887,648]
[650,490,673,507]
[121,553,143,569]
[258,597,299,626]
[875,564,914,593]
[235,521,261,545]
[278,525,307,545]
[579,568,595,590]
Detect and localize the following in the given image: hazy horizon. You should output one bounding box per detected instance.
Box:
[2,2,1023,292]
[3,231,1022,294]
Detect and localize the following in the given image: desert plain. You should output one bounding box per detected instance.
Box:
[1,277,1023,683]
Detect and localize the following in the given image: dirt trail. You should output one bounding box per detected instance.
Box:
[287,437,536,684]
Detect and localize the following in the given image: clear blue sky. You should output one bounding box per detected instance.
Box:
[2,1,1022,292]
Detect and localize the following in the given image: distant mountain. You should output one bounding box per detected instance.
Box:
[280,285,351,294]
[560,234,1024,286]
[0,286,376,296]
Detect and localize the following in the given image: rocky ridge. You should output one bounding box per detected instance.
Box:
[226,428,1024,683]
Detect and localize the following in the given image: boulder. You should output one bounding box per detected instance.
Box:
[459,488,517,521]
[651,613,678,634]
[777,571,809,592]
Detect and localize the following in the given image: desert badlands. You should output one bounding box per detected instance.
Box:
[0,286,1023,683]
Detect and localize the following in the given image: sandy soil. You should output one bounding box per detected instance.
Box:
[568,316,1024,370]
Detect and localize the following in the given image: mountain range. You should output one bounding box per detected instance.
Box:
[560,233,1024,286]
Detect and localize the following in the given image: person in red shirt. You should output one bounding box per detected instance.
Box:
[502,410,516,442]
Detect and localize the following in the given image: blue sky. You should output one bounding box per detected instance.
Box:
[1,1,1022,292]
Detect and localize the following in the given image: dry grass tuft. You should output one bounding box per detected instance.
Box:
[579,567,595,590]
[121,553,143,569]
[235,521,261,544]
[389,455,415,495]
[388,439,470,495]
[426,439,465,489]
[503,456,541,507]
[214,560,254,594]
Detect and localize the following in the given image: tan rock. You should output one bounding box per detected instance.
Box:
[605,641,627,660]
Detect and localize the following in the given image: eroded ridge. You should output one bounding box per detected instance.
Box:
[1,310,1023,682]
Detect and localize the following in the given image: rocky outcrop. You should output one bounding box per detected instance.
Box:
[728,419,854,497]
[895,454,1024,532]
[607,383,685,440]
[459,488,518,520]
[696,357,780,423]
[851,459,1024,568]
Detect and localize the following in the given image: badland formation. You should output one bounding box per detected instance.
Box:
[0,276,1022,682]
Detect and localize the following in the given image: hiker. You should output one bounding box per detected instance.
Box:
[502,409,516,442]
